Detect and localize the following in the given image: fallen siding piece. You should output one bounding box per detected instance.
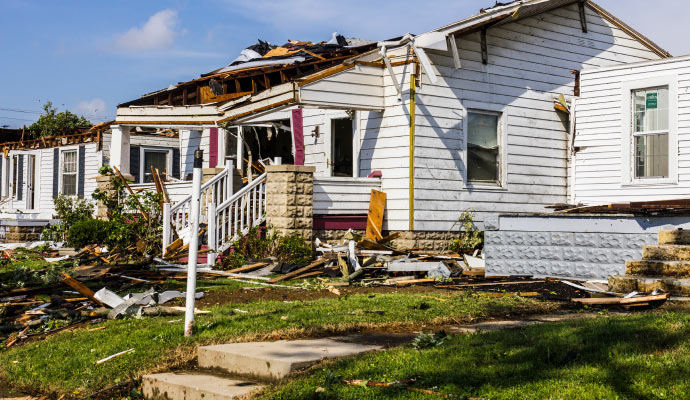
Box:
[95,348,135,365]
[269,258,328,283]
[94,288,125,308]
[365,189,386,241]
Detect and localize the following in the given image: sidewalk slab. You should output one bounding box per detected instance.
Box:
[142,372,263,400]
[198,337,382,380]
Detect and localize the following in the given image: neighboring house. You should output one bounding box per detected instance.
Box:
[573,54,690,204]
[114,0,669,252]
[0,125,179,241]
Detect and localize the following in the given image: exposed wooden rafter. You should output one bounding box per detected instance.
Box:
[578,0,588,33]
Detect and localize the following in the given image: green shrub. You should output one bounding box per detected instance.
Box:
[66,218,112,249]
[42,195,95,242]
[277,233,313,265]
[448,211,484,253]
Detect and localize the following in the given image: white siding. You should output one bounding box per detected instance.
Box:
[314,177,382,215]
[299,64,384,110]
[574,55,690,204]
[408,3,661,230]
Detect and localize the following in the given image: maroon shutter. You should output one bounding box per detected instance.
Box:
[291,109,305,165]
[209,128,218,168]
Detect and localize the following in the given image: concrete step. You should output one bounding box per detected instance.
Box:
[198,337,382,380]
[142,371,264,400]
[642,245,690,261]
[609,275,690,296]
[626,260,690,277]
[658,230,690,245]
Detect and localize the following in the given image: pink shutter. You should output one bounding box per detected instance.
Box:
[209,127,218,168]
[291,109,304,165]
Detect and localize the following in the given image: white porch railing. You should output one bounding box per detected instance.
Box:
[210,172,267,254]
[162,161,235,251]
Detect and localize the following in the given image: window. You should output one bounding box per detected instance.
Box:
[331,118,354,177]
[61,150,77,196]
[633,87,669,178]
[11,155,18,198]
[467,111,500,183]
[143,150,168,183]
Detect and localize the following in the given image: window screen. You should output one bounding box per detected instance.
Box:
[467,111,500,183]
[143,150,167,183]
[62,150,77,196]
[633,87,669,178]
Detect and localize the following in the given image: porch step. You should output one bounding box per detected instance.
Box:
[609,275,690,296]
[642,245,690,261]
[658,229,690,245]
[626,260,690,277]
[142,371,264,400]
[198,337,382,380]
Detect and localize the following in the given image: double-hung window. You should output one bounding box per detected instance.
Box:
[633,87,669,179]
[143,150,168,183]
[61,150,78,196]
[467,110,501,184]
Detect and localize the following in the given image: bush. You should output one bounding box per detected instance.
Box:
[276,233,313,265]
[448,211,484,253]
[42,195,95,242]
[67,219,112,249]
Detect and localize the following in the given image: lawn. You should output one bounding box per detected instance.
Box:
[0,286,557,396]
[259,310,690,400]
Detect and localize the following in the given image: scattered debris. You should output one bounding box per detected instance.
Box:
[95,348,135,365]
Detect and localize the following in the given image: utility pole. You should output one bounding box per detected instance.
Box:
[184,149,203,337]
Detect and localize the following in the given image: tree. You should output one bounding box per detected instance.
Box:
[28,101,92,137]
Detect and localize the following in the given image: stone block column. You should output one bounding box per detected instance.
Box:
[265,165,314,240]
[95,175,116,220]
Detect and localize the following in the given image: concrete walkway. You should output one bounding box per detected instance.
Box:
[141,312,608,400]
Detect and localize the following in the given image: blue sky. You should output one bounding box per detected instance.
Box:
[0,0,685,128]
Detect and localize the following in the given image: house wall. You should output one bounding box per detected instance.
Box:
[574,56,690,204]
[409,3,661,230]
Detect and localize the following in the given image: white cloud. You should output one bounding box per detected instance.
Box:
[74,98,109,121]
[115,9,179,53]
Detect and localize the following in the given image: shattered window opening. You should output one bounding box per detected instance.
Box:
[467,111,501,184]
[143,150,168,183]
[332,118,354,177]
[633,87,669,179]
[61,150,77,196]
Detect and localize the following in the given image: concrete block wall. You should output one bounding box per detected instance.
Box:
[485,215,690,280]
[265,165,315,239]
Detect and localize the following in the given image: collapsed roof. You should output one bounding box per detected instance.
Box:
[119,34,377,108]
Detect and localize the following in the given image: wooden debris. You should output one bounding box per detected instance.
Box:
[572,293,669,306]
[365,189,386,241]
[269,258,328,283]
[225,262,269,274]
[95,348,135,365]
[60,273,104,307]
[288,270,325,281]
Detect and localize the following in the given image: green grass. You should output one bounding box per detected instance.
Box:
[259,311,690,400]
[0,291,554,396]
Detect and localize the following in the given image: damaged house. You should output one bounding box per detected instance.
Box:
[108,0,675,269]
[0,124,179,241]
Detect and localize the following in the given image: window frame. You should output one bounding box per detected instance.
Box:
[621,76,678,186]
[139,146,173,183]
[59,148,79,197]
[463,103,508,190]
[322,110,359,178]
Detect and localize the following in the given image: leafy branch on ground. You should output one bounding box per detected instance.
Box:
[448,211,484,253]
[219,226,313,270]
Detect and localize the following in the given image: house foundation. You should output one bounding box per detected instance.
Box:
[313,229,458,251]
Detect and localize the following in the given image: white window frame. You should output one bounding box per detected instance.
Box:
[462,102,508,190]
[621,76,678,186]
[322,110,359,178]
[10,153,19,199]
[59,147,79,197]
[140,146,173,183]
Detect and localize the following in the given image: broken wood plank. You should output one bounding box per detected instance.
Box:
[392,278,435,285]
[225,262,269,274]
[377,232,400,243]
[365,189,386,241]
[60,273,104,307]
[572,293,669,306]
[269,258,328,283]
[287,270,325,281]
